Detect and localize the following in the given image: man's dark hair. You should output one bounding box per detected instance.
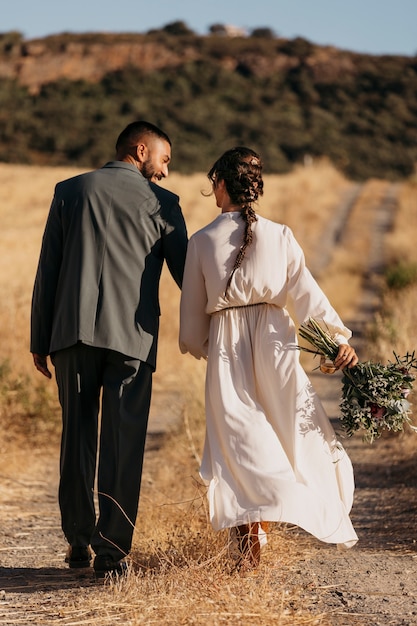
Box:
[115,121,171,153]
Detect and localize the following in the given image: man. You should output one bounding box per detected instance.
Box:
[31,121,188,576]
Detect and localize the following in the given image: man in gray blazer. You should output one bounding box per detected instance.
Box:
[31,121,188,576]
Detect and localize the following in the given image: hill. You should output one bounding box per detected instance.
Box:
[0,26,416,178]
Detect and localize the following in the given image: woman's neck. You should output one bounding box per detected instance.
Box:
[221,203,241,214]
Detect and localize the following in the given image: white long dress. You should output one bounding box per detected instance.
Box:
[179,212,358,548]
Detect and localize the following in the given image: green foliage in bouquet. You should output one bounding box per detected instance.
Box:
[299,318,417,444]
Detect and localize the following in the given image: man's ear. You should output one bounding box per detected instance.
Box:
[135,142,147,163]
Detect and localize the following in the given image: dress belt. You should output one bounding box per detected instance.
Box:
[215,302,268,313]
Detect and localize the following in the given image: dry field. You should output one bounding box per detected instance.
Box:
[0,160,417,625]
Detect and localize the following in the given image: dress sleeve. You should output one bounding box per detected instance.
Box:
[179,236,211,359]
[285,226,352,344]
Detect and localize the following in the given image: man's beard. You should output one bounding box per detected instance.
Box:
[141,158,162,181]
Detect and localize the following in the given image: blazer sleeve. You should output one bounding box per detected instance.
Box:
[151,183,188,288]
[30,190,63,355]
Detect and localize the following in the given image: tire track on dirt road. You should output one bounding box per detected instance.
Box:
[291,181,417,625]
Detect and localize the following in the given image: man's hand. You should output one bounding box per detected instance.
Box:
[32,353,52,379]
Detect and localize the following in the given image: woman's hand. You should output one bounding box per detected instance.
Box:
[334,345,358,369]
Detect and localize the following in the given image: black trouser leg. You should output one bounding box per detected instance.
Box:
[53,344,103,547]
[91,353,152,561]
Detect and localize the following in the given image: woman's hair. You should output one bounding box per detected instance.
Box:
[207,147,264,297]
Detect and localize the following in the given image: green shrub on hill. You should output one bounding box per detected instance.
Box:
[0,30,416,178]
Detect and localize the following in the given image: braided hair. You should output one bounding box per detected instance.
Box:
[207,147,264,297]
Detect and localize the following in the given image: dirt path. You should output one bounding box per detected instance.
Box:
[285,180,417,625]
[1,182,417,625]
[289,369,417,625]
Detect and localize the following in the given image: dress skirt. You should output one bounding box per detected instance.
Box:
[200,303,358,548]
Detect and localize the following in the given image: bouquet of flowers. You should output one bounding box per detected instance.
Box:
[299,317,417,443]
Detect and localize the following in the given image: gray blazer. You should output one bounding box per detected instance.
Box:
[31,161,188,369]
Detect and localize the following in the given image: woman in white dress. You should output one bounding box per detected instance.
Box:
[179,147,359,569]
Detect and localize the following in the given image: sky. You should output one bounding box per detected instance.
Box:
[2,0,416,56]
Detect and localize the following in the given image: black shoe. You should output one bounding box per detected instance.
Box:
[93,554,128,577]
[65,545,92,569]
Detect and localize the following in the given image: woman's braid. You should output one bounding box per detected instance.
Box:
[208,147,263,297]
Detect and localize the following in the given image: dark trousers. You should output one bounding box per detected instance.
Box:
[52,343,152,561]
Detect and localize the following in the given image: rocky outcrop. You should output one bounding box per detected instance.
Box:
[0,39,200,92]
[0,33,360,93]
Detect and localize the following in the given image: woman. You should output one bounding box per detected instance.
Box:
[179,147,358,570]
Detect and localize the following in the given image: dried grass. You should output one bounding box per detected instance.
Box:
[0,160,398,624]
[365,179,417,363]
[0,163,87,380]
[358,178,417,436]
[385,180,417,265]
[258,159,351,266]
